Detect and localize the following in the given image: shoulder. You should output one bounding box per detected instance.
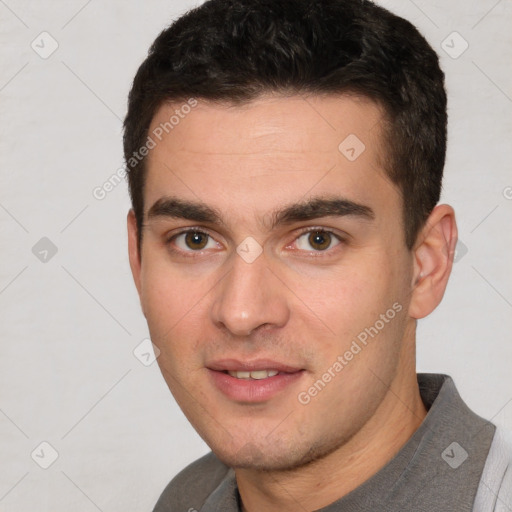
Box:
[473,426,512,512]
[152,451,232,512]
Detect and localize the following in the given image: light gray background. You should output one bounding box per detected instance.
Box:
[0,1,511,510]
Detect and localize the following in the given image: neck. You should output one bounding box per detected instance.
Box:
[236,346,428,512]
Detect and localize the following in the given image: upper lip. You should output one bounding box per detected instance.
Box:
[207,358,303,373]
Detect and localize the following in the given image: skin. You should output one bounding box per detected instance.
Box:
[127,93,458,511]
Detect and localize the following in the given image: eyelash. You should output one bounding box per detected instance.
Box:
[165,226,346,258]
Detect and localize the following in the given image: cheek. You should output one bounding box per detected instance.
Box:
[298,252,407,366]
[140,258,206,354]
[337,259,409,378]
[293,258,392,329]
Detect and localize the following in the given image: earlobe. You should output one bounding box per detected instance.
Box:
[408,204,458,319]
[127,209,143,303]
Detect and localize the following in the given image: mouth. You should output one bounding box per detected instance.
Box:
[207,359,305,402]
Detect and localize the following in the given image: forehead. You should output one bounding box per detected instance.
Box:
[143,94,400,230]
[148,93,385,156]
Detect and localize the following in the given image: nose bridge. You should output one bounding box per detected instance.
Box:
[211,249,289,336]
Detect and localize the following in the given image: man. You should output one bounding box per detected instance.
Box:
[123,0,512,510]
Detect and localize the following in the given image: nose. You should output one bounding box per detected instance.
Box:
[210,248,290,337]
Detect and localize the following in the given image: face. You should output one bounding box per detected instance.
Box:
[128,94,417,470]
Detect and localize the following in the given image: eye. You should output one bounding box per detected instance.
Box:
[170,229,218,252]
[294,229,342,252]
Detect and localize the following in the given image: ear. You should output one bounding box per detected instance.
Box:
[408,204,458,319]
[127,209,144,307]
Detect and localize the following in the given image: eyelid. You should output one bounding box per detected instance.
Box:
[165,226,212,243]
[286,226,347,252]
[294,225,347,240]
[164,225,348,256]
[165,226,221,256]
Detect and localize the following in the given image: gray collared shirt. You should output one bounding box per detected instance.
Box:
[153,373,496,511]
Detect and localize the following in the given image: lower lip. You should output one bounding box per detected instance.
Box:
[208,369,305,403]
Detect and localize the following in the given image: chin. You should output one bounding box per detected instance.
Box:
[209,436,335,472]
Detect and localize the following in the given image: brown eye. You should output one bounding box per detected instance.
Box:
[166,229,219,256]
[308,231,332,250]
[184,231,209,250]
[294,229,341,252]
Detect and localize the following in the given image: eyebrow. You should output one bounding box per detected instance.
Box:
[146,195,375,229]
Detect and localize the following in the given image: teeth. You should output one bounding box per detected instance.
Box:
[230,370,251,379]
[228,370,279,380]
